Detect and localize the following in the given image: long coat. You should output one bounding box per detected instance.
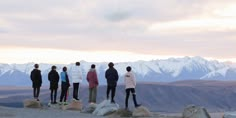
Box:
[30,69,42,88]
[48,70,59,90]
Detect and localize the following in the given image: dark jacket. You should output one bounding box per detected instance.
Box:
[30,69,42,88]
[105,67,119,86]
[48,70,59,90]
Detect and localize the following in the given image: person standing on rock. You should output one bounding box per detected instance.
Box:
[59,67,70,105]
[30,64,42,101]
[48,65,59,104]
[87,64,99,104]
[70,62,83,101]
[124,66,141,109]
[105,62,119,103]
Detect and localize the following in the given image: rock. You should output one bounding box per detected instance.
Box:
[182,105,211,118]
[63,100,83,111]
[108,109,132,118]
[82,103,97,113]
[93,100,119,116]
[23,99,42,108]
[132,106,153,117]
[224,112,236,118]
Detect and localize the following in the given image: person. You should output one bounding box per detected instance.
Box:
[48,65,59,104]
[70,62,83,101]
[86,64,99,104]
[59,67,70,105]
[124,66,141,109]
[105,62,119,103]
[30,64,42,101]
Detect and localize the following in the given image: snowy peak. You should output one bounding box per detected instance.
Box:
[0,56,235,86]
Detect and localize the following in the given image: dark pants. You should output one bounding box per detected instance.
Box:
[50,88,57,103]
[106,85,116,102]
[60,83,69,102]
[125,88,138,108]
[33,87,40,99]
[73,83,80,100]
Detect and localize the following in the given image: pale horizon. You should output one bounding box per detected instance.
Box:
[0,0,236,64]
[0,47,235,64]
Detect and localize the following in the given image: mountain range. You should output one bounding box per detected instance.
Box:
[0,56,236,86]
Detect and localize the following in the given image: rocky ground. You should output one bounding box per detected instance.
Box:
[0,99,225,118]
[0,106,225,118]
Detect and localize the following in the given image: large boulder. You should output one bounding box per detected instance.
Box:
[132,106,153,117]
[183,105,211,118]
[224,112,236,118]
[62,100,83,111]
[23,99,42,108]
[93,100,119,116]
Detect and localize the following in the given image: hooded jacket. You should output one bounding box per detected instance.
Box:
[70,65,83,83]
[124,71,136,89]
[87,68,99,88]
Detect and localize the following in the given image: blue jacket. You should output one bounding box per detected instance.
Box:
[60,72,67,82]
[60,72,70,87]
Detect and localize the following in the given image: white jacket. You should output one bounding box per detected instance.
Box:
[124,71,136,89]
[70,65,83,83]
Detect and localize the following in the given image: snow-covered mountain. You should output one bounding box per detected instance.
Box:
[0,56,236,86]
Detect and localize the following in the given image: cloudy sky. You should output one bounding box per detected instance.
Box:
[0,0,236,64]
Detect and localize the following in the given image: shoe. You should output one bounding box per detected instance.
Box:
[64,102,68,105]
[111,100,115,103]
[135,104,141,108]
[53,101,57,104]
[73,98,79,101]
[58,102,63,105]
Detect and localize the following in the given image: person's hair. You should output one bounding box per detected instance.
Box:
[108,62,114,68]
[34,64,39,68]
[63,67,67,72]
[51,65,56,70]
[126,66,131,72]
[75,62,80,66]
[91,64,95,69]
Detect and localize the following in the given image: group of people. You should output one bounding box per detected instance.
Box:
[30,62,140,109]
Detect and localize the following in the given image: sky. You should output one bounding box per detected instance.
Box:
[0,0,236,64]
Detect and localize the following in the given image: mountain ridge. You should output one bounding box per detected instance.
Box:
[0,56,236,86]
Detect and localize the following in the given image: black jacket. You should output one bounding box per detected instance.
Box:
[48,70,59,90]
[105,67,119,86]
[30,69,42,88]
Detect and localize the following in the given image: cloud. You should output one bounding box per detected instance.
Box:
[0,0,236,61]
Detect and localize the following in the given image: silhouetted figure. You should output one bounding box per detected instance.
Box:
[124,66,141,109]
[60,67,70,104]
[87,64,99,104]
[105,62,119,103]
[30,64,42,101]
[48,65,59,104]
